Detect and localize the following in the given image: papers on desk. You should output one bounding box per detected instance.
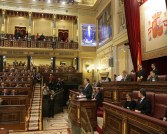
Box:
[77,95,86,98]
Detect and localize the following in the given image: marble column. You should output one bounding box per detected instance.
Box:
[0,55,4,72]
[1,10,5,37]
[27,56,31,70]
[112,45,118,76]
[113,0,119,36]
[53,14,56,37]
[76,17,79,42]
[28,12,32,39]
[76,57,79,71]
[52,57,56,72]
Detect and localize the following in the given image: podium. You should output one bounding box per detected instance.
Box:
[69,90,97,132]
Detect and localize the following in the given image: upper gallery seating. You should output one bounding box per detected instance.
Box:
[0,34,78,49]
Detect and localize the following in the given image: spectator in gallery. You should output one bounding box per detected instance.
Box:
[137,64,146,82]
[147,70,159,82]
[121,70,132,82]
[36,33,40,40]
[13,60,18,67]
[40,33,45,41]
[151,63,159,75]
[15,29,20,40]
[135,88,152,115]
[124,93,136,110]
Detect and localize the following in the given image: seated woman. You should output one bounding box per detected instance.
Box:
[163,109,167,121]
[124,93,136,110]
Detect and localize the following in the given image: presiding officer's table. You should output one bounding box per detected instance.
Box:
[69,90,97,132]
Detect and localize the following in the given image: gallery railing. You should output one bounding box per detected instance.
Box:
[0,39,78,49]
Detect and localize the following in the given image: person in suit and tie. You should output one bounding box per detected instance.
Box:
[121,70,132,82]
[137,64,146,82]
[135,88,152,115]
[94,87,103,107]
[82,78,93,99]
[151,63,159,75]
[147,71,159,82]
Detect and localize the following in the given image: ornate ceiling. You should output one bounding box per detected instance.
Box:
[0,0,100,15]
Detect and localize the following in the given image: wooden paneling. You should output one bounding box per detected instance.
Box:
[103,102,167,134]
[0,105,26,130]
[69,91,97,131]
[102,82,167,105]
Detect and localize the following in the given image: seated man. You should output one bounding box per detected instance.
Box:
[121,70,132,82]
[124,93,136,110]
[135,88,152,115]
[1,89,10,96]
[147,70,159,82]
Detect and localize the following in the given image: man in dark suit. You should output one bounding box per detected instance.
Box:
[94,87,103,107]
[147,71,159,82]
[121,70,132,82]
[82,78,92,99]
[137,64,146,81]
[135,88,152,115]
[151,63,159,75]
[48,94,55,118]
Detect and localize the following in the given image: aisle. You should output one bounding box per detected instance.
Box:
[28,84,42,131]
[10,109,70,134]
[43,109,70,133]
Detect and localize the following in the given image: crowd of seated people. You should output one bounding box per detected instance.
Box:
[1,33,59,42]
[123,89,167,122]
[0,69,35,98]
[38,63,77,74]
[113,63,167,82]
[77,78,165,120]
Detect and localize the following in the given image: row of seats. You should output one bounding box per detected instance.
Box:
[132,91,167,119]
[130,74,167,81]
